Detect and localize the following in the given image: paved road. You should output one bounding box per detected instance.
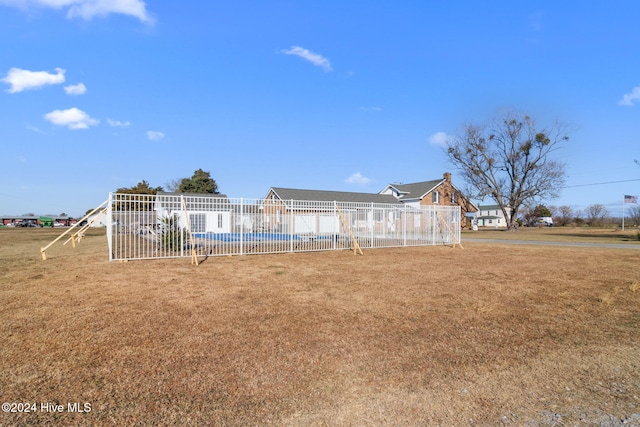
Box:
[462,238,640,250]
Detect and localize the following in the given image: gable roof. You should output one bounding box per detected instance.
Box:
[269,187,400,205]
[382,179,443,201]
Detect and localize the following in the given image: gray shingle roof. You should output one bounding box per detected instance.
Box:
[387,179,443,200]
[270,187,400,205]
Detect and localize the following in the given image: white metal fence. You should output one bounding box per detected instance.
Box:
[106,193,461,261]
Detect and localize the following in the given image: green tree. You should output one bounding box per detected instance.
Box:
[532,204,552,218]
[178,169,219,194]
[116,180,164,195]
[114,180,163,211]
[446,110,568,230]
[160,216,186,251]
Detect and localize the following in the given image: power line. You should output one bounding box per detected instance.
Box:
[563,178,640,189]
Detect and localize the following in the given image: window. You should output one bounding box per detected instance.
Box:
[432,191,440,203]
[217,213,223,228]
[451,192,457,204]
[189,213,206,233]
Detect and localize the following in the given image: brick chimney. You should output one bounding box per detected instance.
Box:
[443,172,452,183]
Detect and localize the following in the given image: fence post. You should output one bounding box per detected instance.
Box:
[333,201,337,250]
[240,198,244,256]
[107,192,113,261]
[432,208,436,245]
[290,200,294,252]
[403,205,407,246]
[370,203,374,248]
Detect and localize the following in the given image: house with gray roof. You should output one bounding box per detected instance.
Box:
[379,173,478,227]
[476,204,511,228]
[267,188,400,206]
[379,179,445,206]
[261,187,403,234]
[264,172,478,229]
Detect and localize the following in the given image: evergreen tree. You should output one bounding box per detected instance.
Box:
[178,169,219,194]
[116,180,164,195]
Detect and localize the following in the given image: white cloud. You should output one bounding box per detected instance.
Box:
[1,67,65,93]
[0,0,154,23]
[43,107,98,129]
[346,172,373,185]
[64,82,86,95]
[107,118,131,127]
[359,106,382,112]
[146,130,165,140]
[281,46,333,72]
[429,131,451,146]
[24,122,45,133]
[618,85,640,106]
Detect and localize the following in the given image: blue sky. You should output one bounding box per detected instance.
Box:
[1,1,639,217]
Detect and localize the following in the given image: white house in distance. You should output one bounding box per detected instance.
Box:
[476,204,512,228]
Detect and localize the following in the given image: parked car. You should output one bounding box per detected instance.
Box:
[536,217,554,227]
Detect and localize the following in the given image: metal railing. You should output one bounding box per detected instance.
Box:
[107,193,461,261]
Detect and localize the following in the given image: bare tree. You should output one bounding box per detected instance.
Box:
[519,204,535,226]
[626,205,640,227]
[585,203,608,227]
[557,205,574,226]
[164,178,182,192]
[446,110,568,230]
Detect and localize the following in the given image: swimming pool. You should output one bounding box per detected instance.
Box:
[192,232,333,242]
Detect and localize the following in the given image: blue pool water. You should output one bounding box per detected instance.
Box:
[193,232,332,242]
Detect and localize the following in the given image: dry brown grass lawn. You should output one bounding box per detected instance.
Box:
[1,228,639,426]
[464,226,640,244]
